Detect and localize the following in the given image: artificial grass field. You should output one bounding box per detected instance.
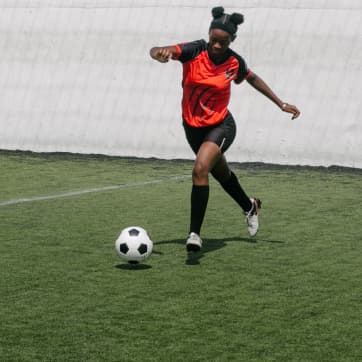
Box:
[0,151,361,361]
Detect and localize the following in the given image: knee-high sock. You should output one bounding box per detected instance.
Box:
[219,171,252,212]
[189,185,209,235]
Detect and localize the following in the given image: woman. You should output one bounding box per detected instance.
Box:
[150,7,300,252]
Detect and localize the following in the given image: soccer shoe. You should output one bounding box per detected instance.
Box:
[186,232,202,252]
[245,198,261,236]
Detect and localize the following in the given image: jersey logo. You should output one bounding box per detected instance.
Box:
[225,69,235,79]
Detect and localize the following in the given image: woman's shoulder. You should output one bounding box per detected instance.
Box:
[176,39,208,62]
[179,39,207,49]
[228,48,246,64]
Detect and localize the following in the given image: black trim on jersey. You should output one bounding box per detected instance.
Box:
[229,49,249,84]
[178,39,208,63]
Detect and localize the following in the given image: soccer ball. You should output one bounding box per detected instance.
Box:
[115,226,153,264]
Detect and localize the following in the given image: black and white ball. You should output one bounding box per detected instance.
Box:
[115,226,153,264]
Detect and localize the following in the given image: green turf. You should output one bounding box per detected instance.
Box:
[0,151,361,361]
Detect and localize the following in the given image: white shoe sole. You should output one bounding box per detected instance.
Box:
[186,233,202,252]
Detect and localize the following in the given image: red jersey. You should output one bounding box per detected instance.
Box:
[173,39,251,127]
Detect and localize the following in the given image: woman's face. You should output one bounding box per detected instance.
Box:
[208,28,232,58]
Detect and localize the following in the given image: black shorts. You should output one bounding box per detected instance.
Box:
[183,112,236,154]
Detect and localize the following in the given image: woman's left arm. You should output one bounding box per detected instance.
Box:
[247,72,300,119]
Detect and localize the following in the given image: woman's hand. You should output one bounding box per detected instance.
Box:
[150,47,174,63]
[281,103,301,120]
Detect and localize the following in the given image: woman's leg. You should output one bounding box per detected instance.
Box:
[211,155,261,236]
[188,141,222,237]
[211,154,252,212]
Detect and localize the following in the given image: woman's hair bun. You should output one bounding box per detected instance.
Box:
[230,13,244,25]
[211,6,225,19]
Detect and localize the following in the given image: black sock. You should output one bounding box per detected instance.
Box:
[189,185,209,235]
[219,171,252,212]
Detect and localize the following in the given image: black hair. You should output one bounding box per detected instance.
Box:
[209,6,244,39]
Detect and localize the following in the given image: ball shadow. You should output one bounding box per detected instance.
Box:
[115,263,152,270]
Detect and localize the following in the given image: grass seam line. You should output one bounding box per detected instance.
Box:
[0,175,191,207]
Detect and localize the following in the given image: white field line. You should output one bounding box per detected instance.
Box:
[0,175,190,207]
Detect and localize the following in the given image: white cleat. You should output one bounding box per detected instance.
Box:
[186,232,202,252]
[246,198,261,237]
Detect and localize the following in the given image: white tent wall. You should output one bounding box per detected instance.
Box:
[0,1,361,167]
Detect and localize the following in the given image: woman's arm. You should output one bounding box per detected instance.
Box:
[149,46,179,63]
[247,72,300,119]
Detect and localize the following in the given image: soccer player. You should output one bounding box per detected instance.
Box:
[150,6,300,252]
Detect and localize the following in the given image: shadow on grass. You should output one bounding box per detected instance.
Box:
[155,236,285,265]
[115,263,152,270]
[114,250,164,271]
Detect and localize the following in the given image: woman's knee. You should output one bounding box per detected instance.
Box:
[192,159,209,181]
[192,141,221,183]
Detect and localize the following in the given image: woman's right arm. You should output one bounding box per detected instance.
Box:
[149,46,179,63]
